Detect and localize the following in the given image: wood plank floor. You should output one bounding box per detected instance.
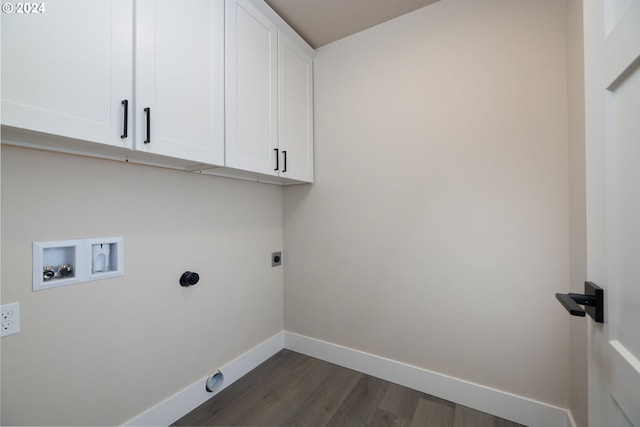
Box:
[172,349,526,427]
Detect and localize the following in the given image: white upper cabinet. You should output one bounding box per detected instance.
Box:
[1,0,133,148]
[225,0,279,176]
[278,29,314,183]
[225,0,315,183]
[135,0,224,165]
[2,0,224,165]
[2,0,312,184]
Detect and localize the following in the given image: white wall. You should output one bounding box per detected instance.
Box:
[2,0,582,423]
[0,146,284,425]
[284,0,571,408]
[566,0,588,425]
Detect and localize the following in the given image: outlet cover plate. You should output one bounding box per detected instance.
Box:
[1,302,21,337]
[272,252,282,267]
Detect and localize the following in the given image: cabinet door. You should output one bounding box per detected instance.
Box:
[136,0,224,165]
[1,0,133,148]
[225,0,278,175]
[278,30,314,183]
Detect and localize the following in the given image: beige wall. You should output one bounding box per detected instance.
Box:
[566,0,588,425]
[0,146,284,425]
[2,0,585,423]
[284,0,571,407]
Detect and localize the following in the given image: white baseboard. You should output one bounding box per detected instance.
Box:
[284,331,572,427]
[123,330,574,427]
[122,331,284,426]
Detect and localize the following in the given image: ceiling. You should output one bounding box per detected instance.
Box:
[264,0,440,49]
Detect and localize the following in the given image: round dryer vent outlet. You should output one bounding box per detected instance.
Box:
[205,370,224,393]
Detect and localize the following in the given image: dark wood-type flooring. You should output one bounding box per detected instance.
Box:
[173,349,526,427]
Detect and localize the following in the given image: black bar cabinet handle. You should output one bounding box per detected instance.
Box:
[282,150,287,172]
[144,107,151,144]
[121,100,128,139]
[274,148,279,171]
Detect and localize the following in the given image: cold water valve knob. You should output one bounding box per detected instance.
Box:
[180,271,199,287]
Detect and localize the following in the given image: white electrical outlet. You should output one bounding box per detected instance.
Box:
[1,302,21,337]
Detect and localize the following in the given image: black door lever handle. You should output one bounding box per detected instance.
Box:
[556,293,588,316]
[555,281,604,323]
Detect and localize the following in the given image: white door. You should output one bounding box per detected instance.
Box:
[278,29,314,183]
[225,0,278,176]
[1,0,133,148]
[584,0,640,425]
[136,0,224,165]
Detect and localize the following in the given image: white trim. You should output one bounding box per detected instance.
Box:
[246,0,316,57]
[284,331,572,427]
[123,330,574,427]
[122,332,284,426]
